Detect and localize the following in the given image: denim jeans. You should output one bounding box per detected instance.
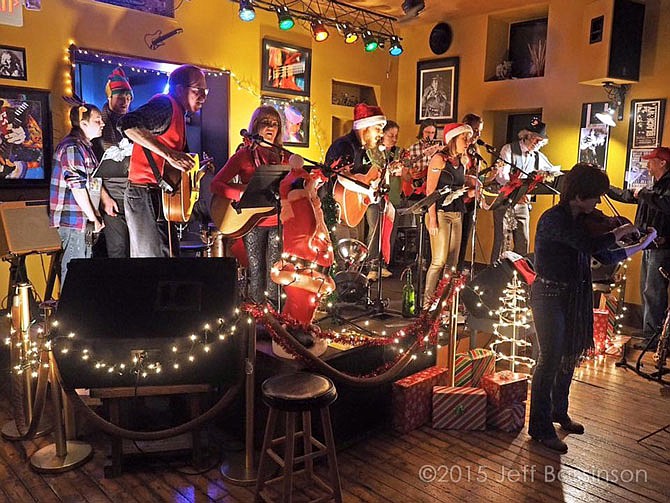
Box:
[640,248,670,340]
[125,185,173,257]
[528,279,577,439]
[57,227,90,286]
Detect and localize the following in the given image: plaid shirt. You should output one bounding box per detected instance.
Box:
[119,95,173,137]
[49,133,98,230]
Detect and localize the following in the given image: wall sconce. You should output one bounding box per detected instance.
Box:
[595,82,630,126]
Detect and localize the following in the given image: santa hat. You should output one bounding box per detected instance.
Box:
[105,68,133,99]
[353,103,386,130]
[442,122,473,144]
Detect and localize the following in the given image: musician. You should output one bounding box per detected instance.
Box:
[458,113,484,272]
[423,123,472,306]
[120,64,207,257]
[529,163,655,453]
[325,103,386,251]
[402,119,441,200]
[491,117,559,263]
[92,68,133,258]
[607,147,670,347]
[49,103,105,284]
[210,106,289,304]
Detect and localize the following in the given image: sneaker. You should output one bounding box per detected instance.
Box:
[381,267,392,278]
[367,270,378,281]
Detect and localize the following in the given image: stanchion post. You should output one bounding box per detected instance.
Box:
[447,285,459,387]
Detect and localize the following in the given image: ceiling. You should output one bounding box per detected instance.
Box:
[345,0,550,22]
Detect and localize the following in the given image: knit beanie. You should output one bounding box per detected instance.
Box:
[105,68,133,99]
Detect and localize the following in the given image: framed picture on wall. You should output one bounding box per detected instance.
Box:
[261,95,310,147]
[578,102,611,170]
[0,86,52,185]
[625,98,666,190]
[416,57,459,124]
[0,45,27,81]
[261,39,311,97]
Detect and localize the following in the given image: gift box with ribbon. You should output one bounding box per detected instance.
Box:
[480,371,529,407]
[432,386,487,430]
[453,348,496,387]
[392,366,450,433]
[486,401,526,432]
[592,308,609,355]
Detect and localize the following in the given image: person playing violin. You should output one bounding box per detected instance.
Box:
[210,106,289,304]
[607,146,670,347]
[529,163,656,453]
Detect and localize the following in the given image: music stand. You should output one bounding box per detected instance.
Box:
[236,165,289,308]
[398,186,466,311]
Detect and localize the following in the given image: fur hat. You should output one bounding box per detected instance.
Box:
[442,122,473,144]
[105,68,133,99]
[353,103,386,130]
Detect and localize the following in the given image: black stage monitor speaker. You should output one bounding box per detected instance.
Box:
[0,200,61,258]
[53,258,241,389]
[579,0,645,85]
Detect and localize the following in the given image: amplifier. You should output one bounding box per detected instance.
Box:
[0,200,61,258]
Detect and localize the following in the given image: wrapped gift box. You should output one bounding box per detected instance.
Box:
[480,371,529,407]
[592,308,609,355]
[487,401,526,432]
[392,366,449,433]
[432,386,487,430]
[453,348,496,387]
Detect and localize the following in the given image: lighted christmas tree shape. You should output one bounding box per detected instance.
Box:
[489,271,536,372]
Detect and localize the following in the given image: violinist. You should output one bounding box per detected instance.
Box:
[210,106,289,304]
[529,163,656,453]
[607,146,670,347]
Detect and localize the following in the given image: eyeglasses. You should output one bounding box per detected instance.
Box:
[259,119,280,128]
[187,86,209,97]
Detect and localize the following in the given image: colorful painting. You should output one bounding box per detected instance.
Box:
[261,39,311,97]
[261,96,310,147]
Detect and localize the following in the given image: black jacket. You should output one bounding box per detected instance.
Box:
[608,170,670,248]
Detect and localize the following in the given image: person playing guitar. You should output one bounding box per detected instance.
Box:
[210,106,289,304]
[402,119,443,199]
[120,64,208,258]
[325,103,387,271]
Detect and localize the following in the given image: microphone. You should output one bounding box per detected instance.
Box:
[476,138,497,154]
[240,129,263,141]
[149,28,183,50]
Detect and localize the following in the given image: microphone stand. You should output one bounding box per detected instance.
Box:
[467,150,487,281]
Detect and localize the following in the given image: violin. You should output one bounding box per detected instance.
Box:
[580,208,638,245]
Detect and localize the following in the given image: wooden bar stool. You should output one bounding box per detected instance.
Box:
[255,373,342,503]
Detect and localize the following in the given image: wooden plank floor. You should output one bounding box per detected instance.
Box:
[1,349,669,502]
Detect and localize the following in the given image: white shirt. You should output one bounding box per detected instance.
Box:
[495,141,559,185]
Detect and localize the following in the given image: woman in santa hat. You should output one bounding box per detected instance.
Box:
[423,122,473,307]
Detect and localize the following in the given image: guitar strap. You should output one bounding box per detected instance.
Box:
[142,146,175,194]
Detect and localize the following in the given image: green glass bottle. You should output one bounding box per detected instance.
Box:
[402,267,416,317]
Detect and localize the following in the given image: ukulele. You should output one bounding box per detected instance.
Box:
[400,143,443,197]
[161,153,214,223]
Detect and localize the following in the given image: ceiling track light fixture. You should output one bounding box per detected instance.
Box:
[599,81,631,123]
[276,5,294,30]
[311,20,329,42]
[389,35,403,56]
[363,30,378,52]
[238,0,255,22]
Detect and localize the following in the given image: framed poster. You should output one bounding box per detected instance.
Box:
[578,102,611,170]
[416,57,459,124]
[260,95,310,147]
[625,99,666,190]
[631,99,665,148]
[0,86,51,185]
[0,45,27,81]
[261,39,311,97]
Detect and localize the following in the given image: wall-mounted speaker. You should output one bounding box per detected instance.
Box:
[0,201,61,258]
[429,22,453,55]
[579,0,645,85]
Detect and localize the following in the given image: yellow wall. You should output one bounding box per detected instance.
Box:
[0,0,398,301]
[395,0,670,304]
[1,0,669,306]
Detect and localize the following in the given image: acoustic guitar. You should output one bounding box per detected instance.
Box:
[161,153,214,223]
[400,143,443,197]
[209,190,276,238]
[332,165,381,227]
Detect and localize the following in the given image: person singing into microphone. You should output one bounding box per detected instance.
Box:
[458,113,484,272]
[423,123,472,307]
[210,106,289,304]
